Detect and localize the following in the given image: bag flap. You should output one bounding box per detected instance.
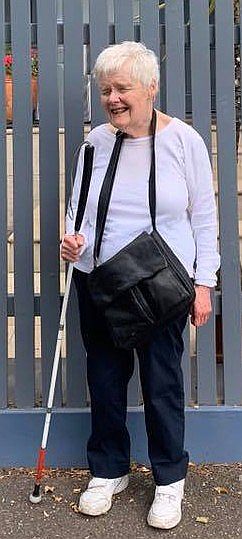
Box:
[88,231,167,306]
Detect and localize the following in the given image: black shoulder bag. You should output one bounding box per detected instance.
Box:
[88,111,195,350]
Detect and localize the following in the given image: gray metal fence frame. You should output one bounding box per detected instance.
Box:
[1,0,242,467]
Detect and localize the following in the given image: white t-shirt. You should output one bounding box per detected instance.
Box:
[66,118,220,287]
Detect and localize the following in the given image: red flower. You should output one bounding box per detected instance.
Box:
[4,51,38,76]
[4,54,13,75]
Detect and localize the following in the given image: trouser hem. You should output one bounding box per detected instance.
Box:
[89,468,130,479]
[153,457,189,486]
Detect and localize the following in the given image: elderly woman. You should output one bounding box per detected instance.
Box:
[61,41,220,530]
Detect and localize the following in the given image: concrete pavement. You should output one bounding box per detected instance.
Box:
[0,463,241,539]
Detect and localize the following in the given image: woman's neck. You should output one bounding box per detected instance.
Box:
[125,109,154,138]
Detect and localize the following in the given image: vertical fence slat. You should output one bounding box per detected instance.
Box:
[37,0,61,406]
[140,0,160,109]
[140,0,159,60]
[165,0,187,403]
[127,354,140,406]
[11,0,35,407]
[182,324,192,406]
[190,0,211,149]
[197,294,217,405]
[63,0,87,407]
[131,0,160,404]
[63,1,84,178]
[190,0,217,405]
[216,0,242,405]
[165,0,185,118]
[0,0,7,408]
[89,0,109,127]
[114,0,134,42]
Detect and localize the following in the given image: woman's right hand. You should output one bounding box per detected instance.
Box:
[61,234,85,262]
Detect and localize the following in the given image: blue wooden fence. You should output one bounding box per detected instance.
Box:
[0,0,242,466]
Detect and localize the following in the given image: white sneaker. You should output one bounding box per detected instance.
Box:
[78,474,129,516]
[147,478,185,529]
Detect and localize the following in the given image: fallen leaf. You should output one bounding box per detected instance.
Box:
[71,503,82,514]
[196,516,209,524]
[44,485,55,494]
[139,466,151,473]
[197,468,211,476]
[71,470,89,477]
[52,495,62,502]
[214,486,229,494]
[73,488,81,493]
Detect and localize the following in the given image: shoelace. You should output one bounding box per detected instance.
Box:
[156,492,178,504]
[88,479,116,492]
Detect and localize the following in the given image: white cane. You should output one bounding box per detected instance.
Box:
[29,142,94,503]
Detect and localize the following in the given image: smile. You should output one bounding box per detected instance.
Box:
[110,107,129,115]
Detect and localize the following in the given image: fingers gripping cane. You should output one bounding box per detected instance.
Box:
[29,142,94,504]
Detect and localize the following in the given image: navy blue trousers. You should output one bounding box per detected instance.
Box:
[73,268,189,486]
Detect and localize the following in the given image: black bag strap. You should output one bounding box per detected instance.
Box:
[149,109,157,231]
[71,142,94,233]
[93,130,126,263]
[93,110,157,264]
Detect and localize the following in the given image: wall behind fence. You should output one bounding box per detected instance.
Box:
[0,0,242,465]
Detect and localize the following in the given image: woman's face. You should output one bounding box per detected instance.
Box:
[98,62,157,137]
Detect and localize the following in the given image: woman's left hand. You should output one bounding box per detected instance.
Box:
[190,285,212,327]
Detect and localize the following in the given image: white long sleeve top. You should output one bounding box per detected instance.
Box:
[66,118,220,287]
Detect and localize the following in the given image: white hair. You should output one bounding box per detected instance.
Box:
[93,41,160,88]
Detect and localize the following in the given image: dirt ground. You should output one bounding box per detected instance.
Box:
[0,463,241,539]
